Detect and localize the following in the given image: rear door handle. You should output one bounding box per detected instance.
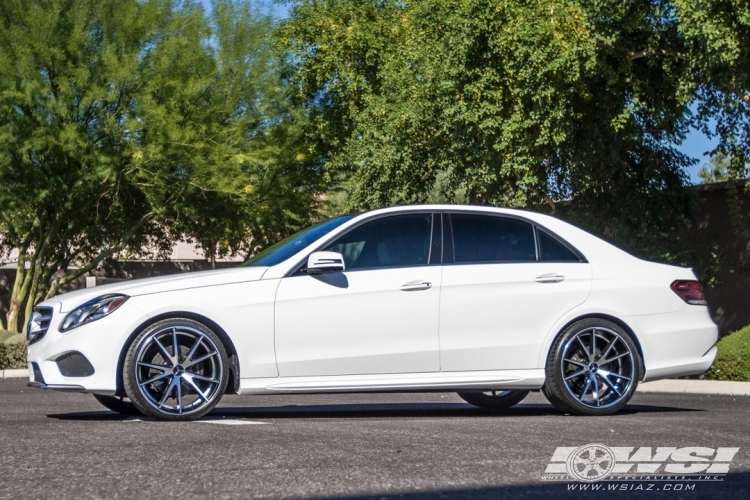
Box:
[535,274,565,284]
[400,280,433,291]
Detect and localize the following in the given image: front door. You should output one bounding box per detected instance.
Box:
[274,213,442,377]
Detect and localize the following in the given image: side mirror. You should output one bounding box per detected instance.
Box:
[306,251,345,275]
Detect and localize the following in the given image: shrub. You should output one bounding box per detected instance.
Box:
[1,330,28,369]
[705,325,750,382]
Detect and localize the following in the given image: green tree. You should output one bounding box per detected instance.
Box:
[0,0,321,331]
[280,0,694,258]
[698,152,733,183]
[675,0,750,181]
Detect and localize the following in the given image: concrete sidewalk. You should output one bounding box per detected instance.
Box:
[636,378,750,396]
[1,368,27,379]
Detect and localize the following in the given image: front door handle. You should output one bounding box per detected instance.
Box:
[535,274,565,284]
[400,280,433,291]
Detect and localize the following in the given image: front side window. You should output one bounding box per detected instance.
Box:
[450,214,536,263]
[324,214,432,270]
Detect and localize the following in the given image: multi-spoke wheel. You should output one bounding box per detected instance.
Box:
[123,319,228,421]
[457,390,530,410]
[93,394,142,416]
[544,319,642,416]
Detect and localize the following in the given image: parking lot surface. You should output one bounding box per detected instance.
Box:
[1,378,748,499]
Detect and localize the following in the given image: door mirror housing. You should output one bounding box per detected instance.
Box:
[306,251,346,275]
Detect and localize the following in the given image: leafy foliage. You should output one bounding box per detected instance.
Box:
[676,0,750,181]
[698,152,733,183]
[705,324,750,381]
[0,0,323,330]
[280,0,696,260]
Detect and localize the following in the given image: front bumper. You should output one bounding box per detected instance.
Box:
[26,301,148,394]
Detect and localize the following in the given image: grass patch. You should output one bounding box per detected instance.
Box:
[705,325,750,382]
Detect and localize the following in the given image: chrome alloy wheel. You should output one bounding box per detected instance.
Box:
[560,327,635,408]
[135,325,223,416]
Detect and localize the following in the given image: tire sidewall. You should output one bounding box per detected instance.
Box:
[546,319,642,416]
[123,318,229,421]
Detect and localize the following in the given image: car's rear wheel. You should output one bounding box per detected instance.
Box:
[123,318,228,421]
[457,390,530,410]
[544,318,642,416]
[93,394,142,416]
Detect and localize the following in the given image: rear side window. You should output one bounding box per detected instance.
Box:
[450,214,536,263]
[537,229,581,262]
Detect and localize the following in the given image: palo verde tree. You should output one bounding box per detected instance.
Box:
[0,0,322,331]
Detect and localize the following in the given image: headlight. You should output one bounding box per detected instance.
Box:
[59,294,129,332]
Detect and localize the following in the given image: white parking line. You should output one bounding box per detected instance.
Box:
[123,416,268,425]
[197,419,268,425]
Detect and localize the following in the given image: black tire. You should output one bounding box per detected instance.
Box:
[457,390,530,410]
[93,394,142,416]
[544,318,643,416]
[123,318,229,421]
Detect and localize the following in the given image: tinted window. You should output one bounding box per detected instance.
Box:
[538,229,581,262]
[450,214,536,263]
[325,214,432,270]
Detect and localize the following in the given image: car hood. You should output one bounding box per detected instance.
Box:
[45,266,268,313]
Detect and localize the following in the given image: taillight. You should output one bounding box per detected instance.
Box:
[670,280,707,305]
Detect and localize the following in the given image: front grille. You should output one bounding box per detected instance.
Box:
[56,352,95,377]
[27,306,53,345]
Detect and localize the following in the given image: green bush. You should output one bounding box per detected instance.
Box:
[705,325,750,382]
[0,330,28,369]
[0,329,16,344]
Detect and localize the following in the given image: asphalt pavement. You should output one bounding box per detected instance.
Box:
[1,377,749,499]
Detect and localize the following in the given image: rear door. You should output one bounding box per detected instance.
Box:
[438,212,592,371]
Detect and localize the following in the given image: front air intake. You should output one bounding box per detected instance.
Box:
[56,352,95,377]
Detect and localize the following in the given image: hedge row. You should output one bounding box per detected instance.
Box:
[705,325,750,382]
[0,330,27,369]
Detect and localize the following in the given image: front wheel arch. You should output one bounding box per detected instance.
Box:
[115,311,240,397]
[543,313,646,381]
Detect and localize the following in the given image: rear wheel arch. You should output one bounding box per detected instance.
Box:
[545,313,646,380]
[115,311,240,396]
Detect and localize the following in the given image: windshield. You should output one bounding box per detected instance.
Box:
[241,214,357,268]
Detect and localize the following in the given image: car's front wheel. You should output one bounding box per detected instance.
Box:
[123,318,229,421]
[457,390,530,410]
[544,318,642,416]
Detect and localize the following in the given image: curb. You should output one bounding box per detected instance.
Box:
[1,369,27,379]
[637,379,750,396]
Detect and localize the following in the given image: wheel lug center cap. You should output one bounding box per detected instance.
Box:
[173,365,185,376]
[588,362,598,373]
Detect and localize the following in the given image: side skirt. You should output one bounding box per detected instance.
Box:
[238,369,545,395]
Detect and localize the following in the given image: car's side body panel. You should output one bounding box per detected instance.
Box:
[128,279,281,379]
[439,261,592,371]
[274,267,442,376]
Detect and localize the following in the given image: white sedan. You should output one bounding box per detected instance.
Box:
[27,205,717,420]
